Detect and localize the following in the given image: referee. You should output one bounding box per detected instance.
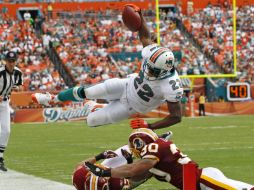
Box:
[0,51,23,171]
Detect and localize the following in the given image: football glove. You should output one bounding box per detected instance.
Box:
[130,118,149,129]
[124,4,141,13]
[121,149,133,164]
[95,150,118,161]
[85,162,111,177]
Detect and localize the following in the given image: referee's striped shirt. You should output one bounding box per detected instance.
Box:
[0,65,23,100]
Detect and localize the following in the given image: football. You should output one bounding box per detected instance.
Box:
[122,4,142,32]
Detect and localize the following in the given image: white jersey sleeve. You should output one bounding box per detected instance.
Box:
[101,145,130,168]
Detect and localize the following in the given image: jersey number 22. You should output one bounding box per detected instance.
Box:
[134,76,154,102]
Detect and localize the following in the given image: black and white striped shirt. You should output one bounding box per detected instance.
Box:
[0,66,23,100]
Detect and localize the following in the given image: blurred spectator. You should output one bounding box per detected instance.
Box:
[199,93,206,116]
[23,11,31,22]
[181,92,188,117]
[47,3,53,20]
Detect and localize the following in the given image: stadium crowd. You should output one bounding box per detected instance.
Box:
[42,10,147,85]
[43,8,223,80]
[236,5,254,83]
[0,3,253,95]
[181,2,234,74]
[0,13,67,91]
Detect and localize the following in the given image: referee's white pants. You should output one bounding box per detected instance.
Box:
[85,78,136,127]
[0,101,11,147]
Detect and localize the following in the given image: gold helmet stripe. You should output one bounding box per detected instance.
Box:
[130,128,158,141]
[142,155,160,161]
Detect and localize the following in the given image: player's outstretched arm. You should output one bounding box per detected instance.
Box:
[78,150,118,166]
[148,101,182,130]
[85,158,156,179]
[138,12,153,47]
[130,101,181,130]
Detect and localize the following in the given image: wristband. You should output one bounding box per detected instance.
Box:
[95,153,104,161]
[102,169,112,177]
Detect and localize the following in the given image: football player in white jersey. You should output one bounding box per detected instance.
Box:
[32,6,183,129]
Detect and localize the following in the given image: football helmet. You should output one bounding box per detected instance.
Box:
[142,46,176,80]
[72,165,109,190]
[72,165,89,190]
[85,173,109,190]
[128,128,159,158]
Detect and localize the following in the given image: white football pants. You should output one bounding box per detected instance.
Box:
[101,145,130,168]
[200,167,253,190]
[0,100,11,157]
[85,78,136,127]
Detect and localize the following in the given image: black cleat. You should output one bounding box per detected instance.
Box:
[0,161,7,172]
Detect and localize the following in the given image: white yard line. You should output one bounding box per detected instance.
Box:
[0,170,75,190]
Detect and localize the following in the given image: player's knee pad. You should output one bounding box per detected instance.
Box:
[104,78,127,95]
[85,83,107,99]
[86,109,114,127]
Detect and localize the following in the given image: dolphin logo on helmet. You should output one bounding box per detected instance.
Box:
[142,46,176,81]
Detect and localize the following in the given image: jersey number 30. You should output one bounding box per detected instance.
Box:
[134,76,154,102]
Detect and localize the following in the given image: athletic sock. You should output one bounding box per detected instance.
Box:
[0,146,5,159]
[56,86,86,102]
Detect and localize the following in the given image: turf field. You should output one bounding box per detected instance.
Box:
[5,115,254,189]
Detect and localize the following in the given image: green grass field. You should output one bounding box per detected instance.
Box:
[5,115,254,189]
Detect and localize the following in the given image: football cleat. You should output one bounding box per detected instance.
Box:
[0,160,7,172]
[31,92,55,106]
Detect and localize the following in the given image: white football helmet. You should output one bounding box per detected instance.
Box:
[142,46,176,80]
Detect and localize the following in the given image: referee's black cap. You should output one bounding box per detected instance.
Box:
[5,51,18,61]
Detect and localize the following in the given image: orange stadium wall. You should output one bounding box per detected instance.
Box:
[0,0,252,18]
[13,100,254,123]
[0,2,152,19]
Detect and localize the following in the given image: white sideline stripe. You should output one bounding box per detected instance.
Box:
[0,170,75,190]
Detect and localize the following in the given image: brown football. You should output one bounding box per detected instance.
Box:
[122,5,142,32]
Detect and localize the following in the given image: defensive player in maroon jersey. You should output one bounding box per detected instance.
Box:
[72,146,146,190]
[86,128,254,190]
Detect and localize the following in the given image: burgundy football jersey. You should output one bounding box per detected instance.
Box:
[108,178,130,189]
[140,138,202,189]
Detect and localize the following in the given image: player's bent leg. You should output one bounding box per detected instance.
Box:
[85,78,129,100]
[87,101,136,127]
[57,86,85,102]
[200,167,253,190]
[31,86,85,106]
[101,145,130,168]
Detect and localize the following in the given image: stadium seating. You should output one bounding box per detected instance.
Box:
[0,13,67,91]
[181,3,234,74]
